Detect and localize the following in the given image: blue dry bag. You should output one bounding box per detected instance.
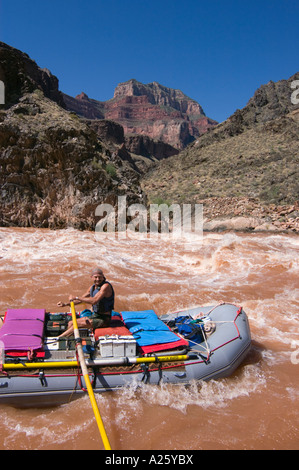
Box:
[174,316,205,344]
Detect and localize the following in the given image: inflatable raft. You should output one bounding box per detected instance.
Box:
[0,303,251,407]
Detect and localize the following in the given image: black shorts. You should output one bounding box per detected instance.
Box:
[89,314,111,330]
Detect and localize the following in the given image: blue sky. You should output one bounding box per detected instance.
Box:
[1,0,298,122]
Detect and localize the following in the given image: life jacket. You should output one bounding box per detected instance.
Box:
[90,278,115,315]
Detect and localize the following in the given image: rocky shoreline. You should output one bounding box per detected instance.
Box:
[201,197,299,233]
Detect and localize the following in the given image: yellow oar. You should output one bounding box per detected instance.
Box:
[70,301,111,451]
[3,354,189,369]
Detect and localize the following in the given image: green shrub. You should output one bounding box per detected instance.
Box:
[105,163,116,177]
[150,196,171,206]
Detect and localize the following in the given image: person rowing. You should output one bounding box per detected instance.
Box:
[57,268,114,338]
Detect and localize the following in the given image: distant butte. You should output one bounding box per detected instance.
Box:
[63,79,218,149]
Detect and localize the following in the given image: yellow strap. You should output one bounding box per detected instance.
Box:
[3,361,79,369]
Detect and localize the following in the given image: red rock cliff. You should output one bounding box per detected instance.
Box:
[63,79,217,149]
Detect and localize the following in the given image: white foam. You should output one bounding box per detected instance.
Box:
[111,364,267,415]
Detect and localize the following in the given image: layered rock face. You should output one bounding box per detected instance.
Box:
[63,79,218,149]
[0,43,145,230]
